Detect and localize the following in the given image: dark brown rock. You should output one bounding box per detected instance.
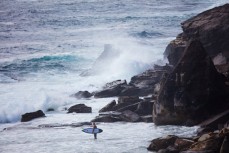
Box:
[174,138,194,151]
[21,110,45,122]
[220,136,229,153]
[119,86,142,96]
[147,135,178,151]
[99,100,116,112]
[94,80,127,98]
[164,36,187,66]
[189,137,224,152]
[153,40,227,126]
[164,4,229,66]
[91,111,123,123]
[118,96,140,104]
[91,115,122,122]
[72,91,92,99]
[116,102,139,112]
[103,79,127,89]
[198,109,229,130]
[67,104,92,113]
[135,101,154,116]
[94,87,123,98]
[111,96,141,111]
[119,110,141,122]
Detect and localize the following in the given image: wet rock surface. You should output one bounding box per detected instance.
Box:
[21,110,45,122]
[93,96,153,123]
[153,40,227,126]
[67,104,92,113]
[148,127,229,153]
[72,91,93,99]
[164,4,229,66]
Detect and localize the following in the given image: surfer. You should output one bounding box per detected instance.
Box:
[92,122,97,139]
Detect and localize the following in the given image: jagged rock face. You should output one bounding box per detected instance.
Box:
[153,40,226,125]
[165,4,229,66]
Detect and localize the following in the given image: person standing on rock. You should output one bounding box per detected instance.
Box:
[92,122,97,139]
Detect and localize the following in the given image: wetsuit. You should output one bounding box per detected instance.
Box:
[93,125,97,139]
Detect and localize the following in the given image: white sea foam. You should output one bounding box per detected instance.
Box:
[0,1,228,152]
[0,0,228,124]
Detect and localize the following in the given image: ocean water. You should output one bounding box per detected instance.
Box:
[0,0,228,152]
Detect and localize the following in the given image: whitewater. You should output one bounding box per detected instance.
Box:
[0,0,228,152]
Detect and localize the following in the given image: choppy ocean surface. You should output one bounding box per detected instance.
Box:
[0,0,228,152]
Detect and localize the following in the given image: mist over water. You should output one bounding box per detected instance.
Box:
[0,0,228,152]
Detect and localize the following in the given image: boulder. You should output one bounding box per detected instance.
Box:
[118,96,140,104]
[94,80,127,98]
[72,91,92,99]
[189,137,224,152]
[67,104,92,113]
[164,36,187,66]
[153,40,227,126]
[198,134,211,142]
[111,96,141,111]
[99,100,116,112]
[94,88,123,98]
[147,135,178,151]
[219,127,229,137]
[91,115,122,122]
[129,69,167,88]
[91,111,123,122]
[119,86,142,96]
[99,111,122,117]
[174,138,194,151]
[220,136,229,153]
[47,108,55,112]
[103,79,127,89]
[119,110,141,122]
[127,69,168,96]
[116,102,139,112]
[21,110,45,122]
[135,101,154,116]
[164,4,229,66]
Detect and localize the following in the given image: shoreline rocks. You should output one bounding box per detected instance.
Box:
[21,110,45,122]
[164,4,229,66]
[71,91,93,99]
[153,40,227,126]
[67,104,92,113]
[91,96,154,123]
[147,127,229,153]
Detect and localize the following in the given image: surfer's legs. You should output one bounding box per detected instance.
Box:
[94,133,97,139]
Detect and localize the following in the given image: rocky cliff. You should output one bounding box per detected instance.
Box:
[164,4,229,67]
[153,40,227,126]
[154,4,229,126]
